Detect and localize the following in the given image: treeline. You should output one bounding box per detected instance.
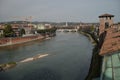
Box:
[37,27,57,36]
[1,24,25,37]
[79,25,99,43]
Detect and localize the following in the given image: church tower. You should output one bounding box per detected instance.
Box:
[65,22,68,27]
[98,13,114,35]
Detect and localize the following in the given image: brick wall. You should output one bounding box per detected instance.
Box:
[0,35,44,46]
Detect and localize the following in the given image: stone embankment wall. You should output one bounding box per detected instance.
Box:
[0,35,44,46]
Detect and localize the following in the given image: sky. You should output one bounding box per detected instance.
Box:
[0,0,120,22]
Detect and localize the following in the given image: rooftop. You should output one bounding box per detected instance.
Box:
[99,28,120,55]
[99,13,114,18]
[101,51,120,80]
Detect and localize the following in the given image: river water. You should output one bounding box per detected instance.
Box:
[0,32,93,80]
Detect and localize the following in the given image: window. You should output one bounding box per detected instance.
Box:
[105,22,109,29]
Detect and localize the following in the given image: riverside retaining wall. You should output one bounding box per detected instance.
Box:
[0,35,44,47]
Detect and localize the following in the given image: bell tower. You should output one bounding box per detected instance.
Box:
[98,13,114,35]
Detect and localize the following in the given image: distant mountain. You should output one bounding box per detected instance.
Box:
[0,21,30,24]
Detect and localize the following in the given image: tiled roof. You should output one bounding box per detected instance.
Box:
[99,13,114,18]
[99,27,120,55]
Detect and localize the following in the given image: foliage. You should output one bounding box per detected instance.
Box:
[20,28,25,36]
[37,27,57,34]
[0,34,4,38]
[90,26,95,32]
[79,26,95,33]
[3,24,15,37]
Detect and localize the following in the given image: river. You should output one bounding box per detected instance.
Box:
[0,32,93,80]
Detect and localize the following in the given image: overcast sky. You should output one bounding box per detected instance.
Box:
[0,0,120,22]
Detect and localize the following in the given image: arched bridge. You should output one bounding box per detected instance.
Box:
[56,26,79,32]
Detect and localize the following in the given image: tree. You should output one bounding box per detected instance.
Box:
[37,27,56,34]
[20,28,25,36]
[3,24,15,37]
[90,26,95,32]
[37,27,57,36]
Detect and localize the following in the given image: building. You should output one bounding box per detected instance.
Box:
[12,23,34,36]
[33,24,52,30]
[0,24,4,37]
[11,24,21,36]
[33,24,45,30]
[44,24,52,29]
[99,13,120,80]
[0,23,34,37]
[23,25,33,34]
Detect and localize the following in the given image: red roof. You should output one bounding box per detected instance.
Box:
[99,28,120,56]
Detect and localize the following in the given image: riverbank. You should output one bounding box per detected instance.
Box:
[0,33,56,47]
[0,34,54,71]
[79,31,102,80]
[0,35,45,47]
[85,43,102,80]
[79,31,96,45]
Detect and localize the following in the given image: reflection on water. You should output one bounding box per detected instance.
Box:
[0,39,43,51]
[23,68,62,80]
[0,32,93,80]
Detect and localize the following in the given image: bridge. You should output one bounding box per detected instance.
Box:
[56,26,79,32]
[57,29,78,32]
